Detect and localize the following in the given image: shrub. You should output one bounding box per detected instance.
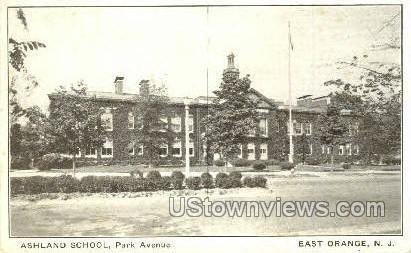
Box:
[129,169,144,178]
[10,157,31,170]
[55,175,79,193]
[160,176,172,190]
[36,153,72,170]
[200,172,213,189]
[305,157,321,165]
[230,158,251,167]
[146,170,162,191]
[229,171,242,180]
[382,156,401,165]
[279,161,294,170]
[252,161,267,171]
[243,176,267,188]
[185,177,202,190]
[264,159,280,166]
[36,154,60,170]
[341,163,351,170]
[253,176,267,188]
[171,171,185,190]
[215,172,229,188]
[80,176,101,193]
[227,171,242,188]
[214,159,225,167]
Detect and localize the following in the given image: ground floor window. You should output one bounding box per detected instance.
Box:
[346,143,352,156]
[101,139,113,157]
[354,144,359,155]
[260,143,267,160]
[339,145,344,155]
[172,141,182,157]
[137,144,144,155]
[160,144,168,157]
[309,144,313,155]
[189,142,194,157]
[85,148,96,157]
[247,143,255,160]
[128,142,135,156]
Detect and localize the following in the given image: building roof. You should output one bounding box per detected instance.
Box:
[49,89,327,114]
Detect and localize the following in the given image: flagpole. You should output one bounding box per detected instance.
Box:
[288,21,294,164]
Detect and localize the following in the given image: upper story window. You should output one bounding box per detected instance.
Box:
[294,122,302,135]
[128,112,134,129]
[136,115,143,130]
[101,110,113,131]
[303,123,312,135]
[160,116,168,131]
[188,114,194,133]
[171,116,181,132]
[258,118,268,137]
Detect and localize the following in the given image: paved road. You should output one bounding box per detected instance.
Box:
[10,173,401,236]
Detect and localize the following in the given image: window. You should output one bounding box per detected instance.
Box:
[137,144,144,155]
[238,144,243,158]
[322,145,326,154]
[159,144,168,157]
[276,121,280,132]
[101,111,113,131]
[346,143,352,156]
[101,139,113,157]
[247,143,255,160]
[258,118,268,136]
[128,142,135,155]
[160,116,168,131]
[353,122,359,135]
[339,145,344,155]
[327,146,332,154]
[260,143,268,160]
[354,144,359,155]
[309,144,313,155]
[172,141,182,157]
[303,123,312,135]
[85,148,96,157]
[189,142,194,157]
[188,114,194,133]
[128,112,134,129]
[294,122,302,135]
[136,115,143,130]
[171,116,181,132]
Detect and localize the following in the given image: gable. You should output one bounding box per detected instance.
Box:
[248,88,277,109]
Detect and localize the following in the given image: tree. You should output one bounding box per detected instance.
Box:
[317,100,350,166]
[204,69,258,165]
[324,12,401,163]
[48,81,105,174]
[134,82,176,167]
[20,106,51,166]
[8,9,46,124]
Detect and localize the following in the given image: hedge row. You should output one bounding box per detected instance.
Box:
[11,171,267,195]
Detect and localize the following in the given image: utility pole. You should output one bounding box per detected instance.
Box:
[184,98,191,177]
[288,21,294,164]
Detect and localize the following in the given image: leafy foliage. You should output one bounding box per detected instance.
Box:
[203,69,258,162]
[134,82,176,167]
[47,81,105,170]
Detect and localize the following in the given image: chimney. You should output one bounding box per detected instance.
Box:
[114,76,124,94]
[139,80,150,96]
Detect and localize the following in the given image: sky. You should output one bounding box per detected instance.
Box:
[8,5,401,111]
